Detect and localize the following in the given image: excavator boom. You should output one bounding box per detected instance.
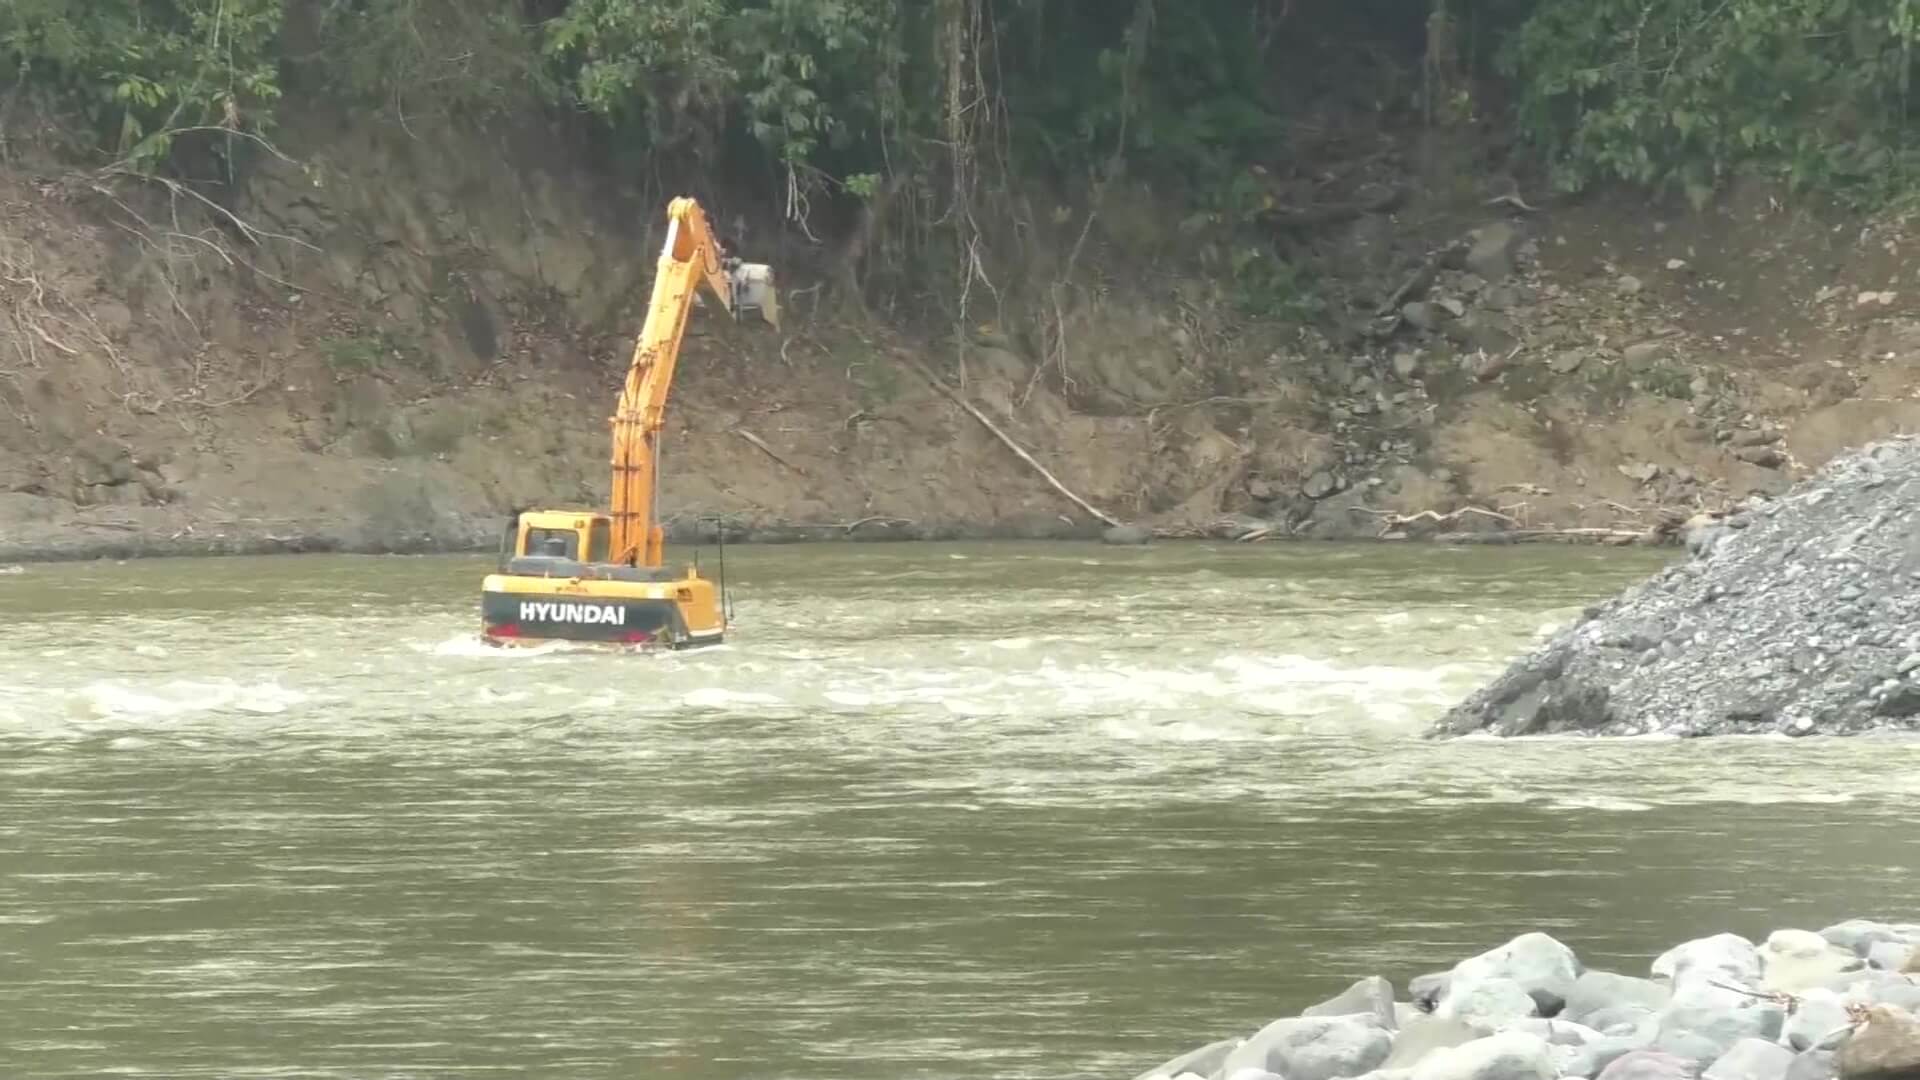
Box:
[609,198,777,566]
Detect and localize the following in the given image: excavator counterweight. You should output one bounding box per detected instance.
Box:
[477,198,775,649]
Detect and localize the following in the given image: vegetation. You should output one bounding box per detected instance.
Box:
[8,0,1920,297]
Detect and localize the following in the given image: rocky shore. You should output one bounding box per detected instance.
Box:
[1134,920,1920,1080]
[1433,435,1920,739]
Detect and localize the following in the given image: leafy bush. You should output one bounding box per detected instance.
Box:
[0,0,284,171]
[1504,0,1920,204]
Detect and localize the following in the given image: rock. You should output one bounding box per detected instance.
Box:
[1873,987,1920,1014]
[1838,1005,1920,1080]
[1764,930,1865,992]
[1218,1015,1396,1080]
[1394,351,1423,379]
[1655,988,1788,1064]
[1736,445,1786,469]
[1599,1051,1698,1080]
[1404,302,1445,332]
[1568,973,1674,1026]
[1472,350,1513,381]
[1869,944,1916,973]
[1569,1028,1665,1078]
[1411,1032,1556,1080]
[1510,1019,1605,1047]
[1439,977,1542,1031]
[1655,935,1764,989]
[1413,972,1455,1012]
[1102,524,1153,546]
[1787,1049,1839,1080]
[1451,933,1582,1016]
[1620,275,1645,296]
[1467,223,1524,282]
[1784,990,1855,1052]
[1624,343,1667,370]
[1587,1007,1664,1037]
[1733,429,1782,448]
[1551,350,1586,374]
[1705,1039,1797,1080]
[1304,470,1343,500]
[1133,1037,1239,1080]
[1823,923,1910,959]
[1387,1016,1487,1070]
[1305,976,1399,1030]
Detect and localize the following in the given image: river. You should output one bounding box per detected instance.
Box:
[3,542,1917,1079]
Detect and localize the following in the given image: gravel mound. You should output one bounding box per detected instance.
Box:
[1432,436,1920,738]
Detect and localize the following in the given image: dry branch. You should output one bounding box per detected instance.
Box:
[900,355,1122,527]
[733,428,809,477]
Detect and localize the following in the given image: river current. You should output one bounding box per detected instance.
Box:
[2,542,1916,1079]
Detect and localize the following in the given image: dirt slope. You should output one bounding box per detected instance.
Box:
[7,110,1920,562]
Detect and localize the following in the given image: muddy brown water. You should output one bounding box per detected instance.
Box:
[3,543,1917,1079]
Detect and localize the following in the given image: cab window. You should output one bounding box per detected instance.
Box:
[524,527,579,559]
[587,520,611,563]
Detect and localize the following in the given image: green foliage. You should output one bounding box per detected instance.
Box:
[1505,0,1920,203]
[0,0,283,171]
[307,0,550,120]
[542,0,896,170]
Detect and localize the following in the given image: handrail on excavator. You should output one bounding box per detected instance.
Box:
[607,198,777,567]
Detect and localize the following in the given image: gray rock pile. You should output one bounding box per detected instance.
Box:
[1131,921,1920,1080]
[1433,435,1920,738]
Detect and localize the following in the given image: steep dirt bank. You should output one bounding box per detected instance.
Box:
[9,108,1920,563]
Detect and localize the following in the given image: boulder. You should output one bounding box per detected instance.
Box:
[1439,977,1542,1031]
[1655,989,1788,1065]
[1218,1014,1395,1080]
[1766,931,1866,992]
[1787,1049,1838,1080]
[1466,223,1523,282]
[1785,990,1857,1052]
[1839,1005,1920,1080]
[1304,976,1399,1030]
[1102,524,1153,546]
[1509,1019,1606,1047]
[1823,923,1910,959]
[1704,1039,1796,1080]
[1411,1032,1556,1080]
[1412,972,1454,1012]
[1869,944,1916,974]
[1450,933,1582,1016]
[1567,1028,1663,1079]
[1587,1007,1663,1037]
[1569,973,1675,1025]
[1387,1016,1487,1070]
[1598,1051,1697,1080]
[1655,935,1764,990]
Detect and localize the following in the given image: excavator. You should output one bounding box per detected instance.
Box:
[478,197,778,649]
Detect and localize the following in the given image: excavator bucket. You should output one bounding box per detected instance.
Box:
[729,262,779,330]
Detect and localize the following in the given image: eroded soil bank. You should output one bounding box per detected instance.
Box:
[11,107,1920,564]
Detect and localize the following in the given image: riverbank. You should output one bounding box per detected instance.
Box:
[1134,921,1920,1080]
[0,507,1701,565]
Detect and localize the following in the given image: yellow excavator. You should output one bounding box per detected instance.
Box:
[479,197,778,649]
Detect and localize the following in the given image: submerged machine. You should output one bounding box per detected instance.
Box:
[479,197,777,649]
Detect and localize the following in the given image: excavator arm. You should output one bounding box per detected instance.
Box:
[608,198,777,566]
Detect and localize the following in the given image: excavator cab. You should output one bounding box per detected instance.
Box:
[496,510,612,572]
